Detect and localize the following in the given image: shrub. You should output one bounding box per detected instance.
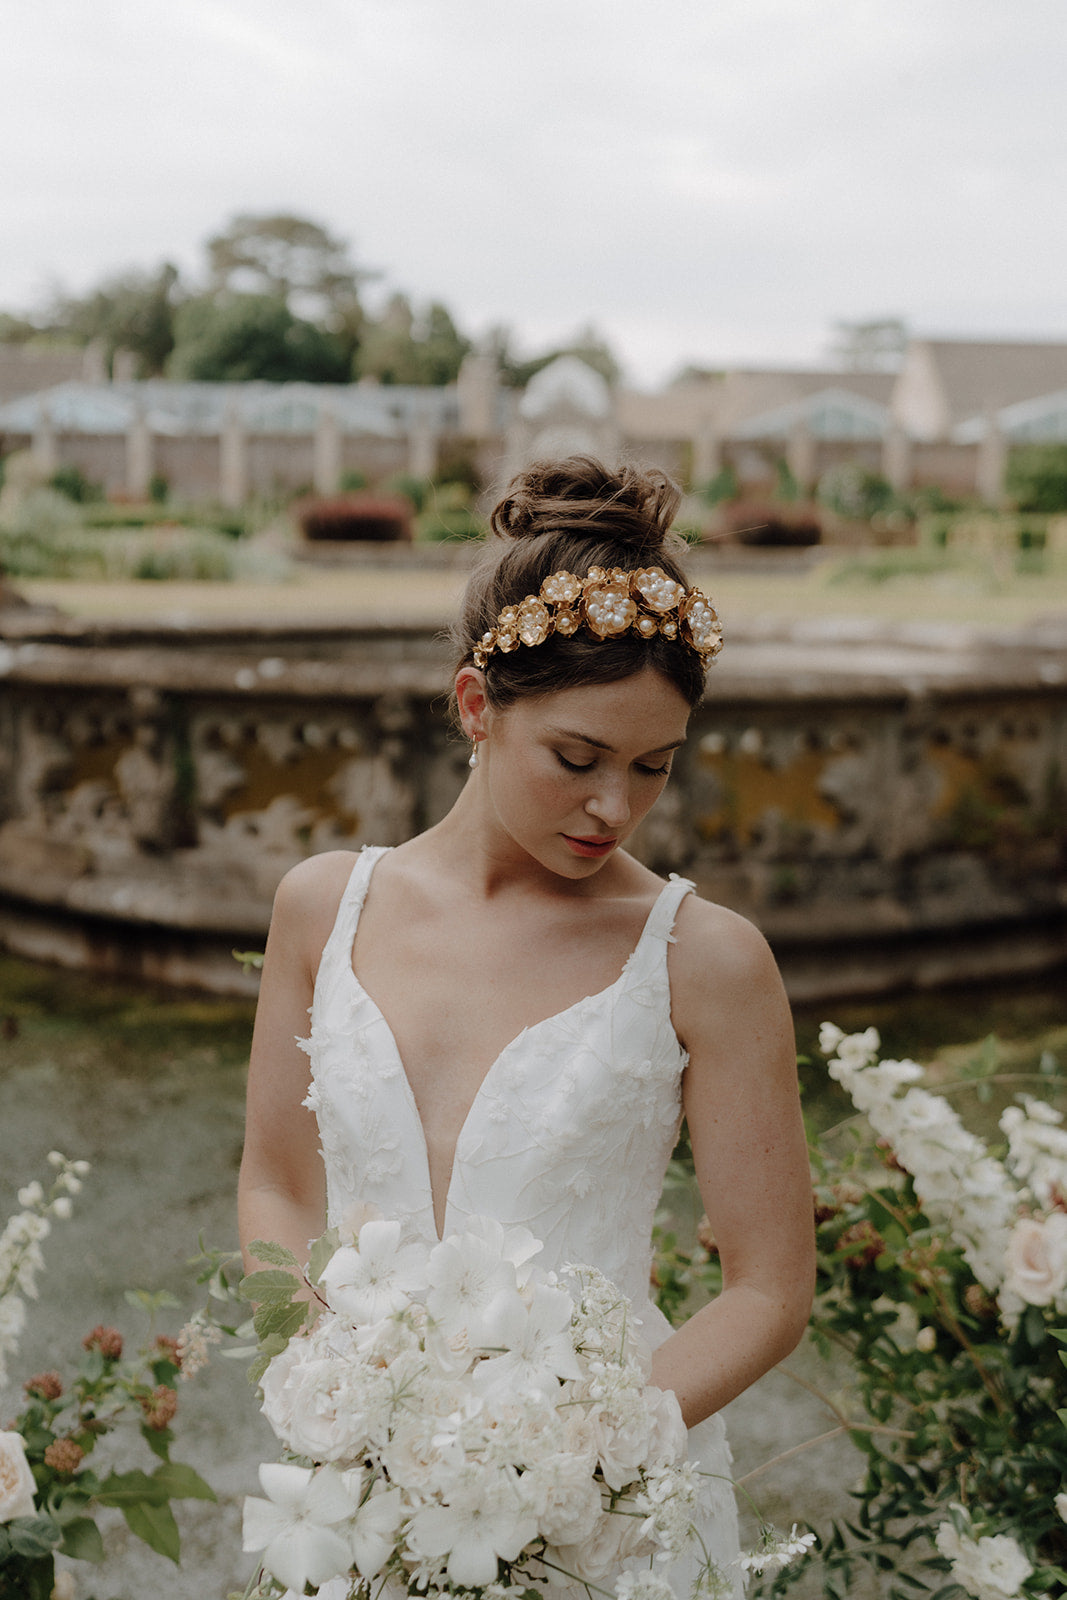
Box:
[416,505,486,542]
[817,463,896,521]
[48,464,103,504]
[696,464,739,507]
[722,502,822,547]
[383,473,431,514]
[1006,445,1067,513]
[296,493,413,542]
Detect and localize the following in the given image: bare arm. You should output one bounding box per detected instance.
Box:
[650,903,815,1426]
[237,852,356,1275]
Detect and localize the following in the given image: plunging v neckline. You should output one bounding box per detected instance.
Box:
[344,850,676,1241]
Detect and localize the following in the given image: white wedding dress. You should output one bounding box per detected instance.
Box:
[295,845,742,1600]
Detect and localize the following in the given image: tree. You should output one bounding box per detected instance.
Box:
[207,213,374,371]
[355,295,471,386]
[39,264,182,375]
[167,294,350,383]
[491,323,622,388]
[207,214,367,314]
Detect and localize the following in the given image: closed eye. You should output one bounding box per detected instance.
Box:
[556,752,594,773]
[637,762,671,777]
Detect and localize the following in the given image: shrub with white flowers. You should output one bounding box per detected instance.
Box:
[739,1025,1067,1600]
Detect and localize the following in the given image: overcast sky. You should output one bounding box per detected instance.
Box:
[5,0,1065,386]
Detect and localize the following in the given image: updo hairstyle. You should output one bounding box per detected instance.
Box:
[453,456,706,710]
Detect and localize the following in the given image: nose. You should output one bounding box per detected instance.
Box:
[584,773,631,831]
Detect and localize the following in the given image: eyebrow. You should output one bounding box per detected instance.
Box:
[549,727,686,755]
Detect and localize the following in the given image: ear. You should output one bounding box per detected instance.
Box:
[454,667,492,742]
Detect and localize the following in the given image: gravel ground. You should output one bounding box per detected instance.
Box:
[5,964,1067,1599]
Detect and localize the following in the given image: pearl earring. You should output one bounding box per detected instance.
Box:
[468,741,479,770]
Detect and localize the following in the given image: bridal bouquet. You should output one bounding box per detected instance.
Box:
[240,1213,717,1599]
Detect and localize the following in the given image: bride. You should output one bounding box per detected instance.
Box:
[238,455,815,1597]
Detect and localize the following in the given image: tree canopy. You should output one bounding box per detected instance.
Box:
[167,294,350,384]
[0,210,623,389]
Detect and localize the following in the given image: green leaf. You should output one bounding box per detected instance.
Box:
[124,1287,180,1313]
[247,1351,271,1386]
[0,1554,55,1600]
[253,1298,309,1344]
[239,1268,301,1304]
[307,1227,341,1285]
[140,1422,173,1460]
[58,1515,105,1562]
[247,1239,300,1271]
[7,1515,61,1559]
[95,1468,167,1507]
[1024,1304,1046,1348]
[152,1461,217,1502]
[122,1497,181,1563]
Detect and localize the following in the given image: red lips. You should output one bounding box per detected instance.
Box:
[562,835,617,859]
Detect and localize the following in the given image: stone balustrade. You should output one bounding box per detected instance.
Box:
[0,603,1064,1000]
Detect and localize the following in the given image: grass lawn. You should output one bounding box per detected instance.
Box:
[16,551,1067,630]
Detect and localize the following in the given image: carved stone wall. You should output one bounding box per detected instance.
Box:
[0,610,1064,999]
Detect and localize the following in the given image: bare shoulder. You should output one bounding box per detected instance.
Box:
[667,890,791,1054]
[268,850,361,980]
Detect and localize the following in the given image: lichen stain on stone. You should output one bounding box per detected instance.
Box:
[695,748,841,845]
[217,745,359,827]
[68,734,130,796]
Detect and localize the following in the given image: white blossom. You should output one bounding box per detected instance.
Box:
[408,1464,537,1587]
[319,1219,429,1325]
[738,1523,817,1574]
[935,1514,1033,1600]
[821,1028,1018,1291]
[242,1462,355,1593]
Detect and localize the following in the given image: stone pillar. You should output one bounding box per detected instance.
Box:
[112,349,138,383]
[882,423,912,492]
[32,407,58,476]
[976,414,1008,506]
[408,423,438,481]
[313,405,342,495]
[456,352,499,439]
[126,407,154,499]
[786,419,816,492]
[691,423,721,487]
[219,403,248,508]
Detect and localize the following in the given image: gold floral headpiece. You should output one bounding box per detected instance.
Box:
[471,565,723,670]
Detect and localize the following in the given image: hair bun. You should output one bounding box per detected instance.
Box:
[489,455,680,558]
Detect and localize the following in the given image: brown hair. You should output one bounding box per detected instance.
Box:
[452,456,706,709]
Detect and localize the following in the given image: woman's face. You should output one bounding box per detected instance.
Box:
[477,666,691,878]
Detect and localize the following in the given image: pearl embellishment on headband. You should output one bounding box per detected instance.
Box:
[471,566,723,671]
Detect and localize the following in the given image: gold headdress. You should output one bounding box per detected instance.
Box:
[471,566,723,670]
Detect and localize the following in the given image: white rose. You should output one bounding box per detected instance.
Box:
[0,1431,37,1521]
[523,1453,603,1545]
[1056,1491,1067,1524]
[51,1573,77,1600]
[1003,1214,1067,1308]
[936,1517,1034,1600]
[644,1384,688,1467]
[549,1496,645,1582]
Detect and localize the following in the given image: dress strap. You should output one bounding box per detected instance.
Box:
[622,873,695,990]
[647,873,696,942]
[314,845,391,997]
